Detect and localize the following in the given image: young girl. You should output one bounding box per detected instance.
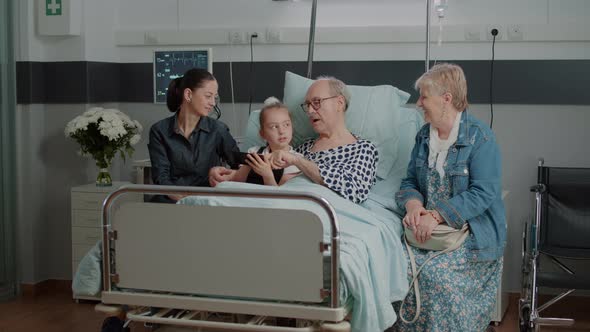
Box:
[212,97,302,186]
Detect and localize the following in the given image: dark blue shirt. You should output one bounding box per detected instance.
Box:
[148,114,239,187]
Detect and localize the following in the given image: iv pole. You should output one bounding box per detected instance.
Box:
[306,0,318,78]
[425,0,431,72]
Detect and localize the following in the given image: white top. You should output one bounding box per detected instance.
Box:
[247,145,303,175]
[428,112,462,179]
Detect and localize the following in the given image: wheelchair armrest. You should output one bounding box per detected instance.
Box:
[530,184,546,193]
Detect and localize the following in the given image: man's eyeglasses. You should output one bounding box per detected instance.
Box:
[300,95,339,114]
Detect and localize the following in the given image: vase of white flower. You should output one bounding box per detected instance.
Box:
[65,107,143,186]
[96,168,113,186]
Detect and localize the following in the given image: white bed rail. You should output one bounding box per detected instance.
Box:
[101,184,342,309]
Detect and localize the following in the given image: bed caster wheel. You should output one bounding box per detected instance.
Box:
[101,316,130,332]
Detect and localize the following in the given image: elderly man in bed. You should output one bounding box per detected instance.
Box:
[271,77,379,204]
[210,77,379,204]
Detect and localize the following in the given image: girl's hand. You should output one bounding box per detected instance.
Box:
[246,153,273,179]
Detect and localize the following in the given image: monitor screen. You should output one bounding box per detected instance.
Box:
[153,48,213,104]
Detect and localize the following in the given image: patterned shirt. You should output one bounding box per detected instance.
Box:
[296,138,378,203]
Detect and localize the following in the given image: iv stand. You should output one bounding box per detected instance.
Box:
[425,0,431,72]
[306,0,318,78]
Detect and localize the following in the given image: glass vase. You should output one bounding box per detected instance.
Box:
[96,168,112,187]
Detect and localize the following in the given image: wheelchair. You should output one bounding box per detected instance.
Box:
[519,158,590,331]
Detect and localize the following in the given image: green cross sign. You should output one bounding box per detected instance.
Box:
[46,0,62,16]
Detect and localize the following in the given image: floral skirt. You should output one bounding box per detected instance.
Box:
[392,243,502,332]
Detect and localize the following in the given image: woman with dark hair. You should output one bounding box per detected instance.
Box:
[148,68,239,202]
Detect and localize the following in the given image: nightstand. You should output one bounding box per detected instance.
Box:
[71,181,138,300]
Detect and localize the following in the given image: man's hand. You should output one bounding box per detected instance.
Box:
[268,150,298,169]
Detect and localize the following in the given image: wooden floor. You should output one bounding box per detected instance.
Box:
[0,289,589,332]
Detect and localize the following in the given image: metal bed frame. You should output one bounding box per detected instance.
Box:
[97,184,351,331]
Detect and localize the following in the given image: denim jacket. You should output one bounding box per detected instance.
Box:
[395,111,506,261]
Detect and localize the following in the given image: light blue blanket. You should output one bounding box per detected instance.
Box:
[180,176,408,332]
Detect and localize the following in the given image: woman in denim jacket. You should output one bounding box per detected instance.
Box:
[393,63,506,332]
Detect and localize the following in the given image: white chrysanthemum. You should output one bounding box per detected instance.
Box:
[101,112,118,123]
[74,117,90,131]
[86,113,101,124]
[108,117,124,129]
[65,119,77,136]
[130,135,141,145]
[98,119,112,131]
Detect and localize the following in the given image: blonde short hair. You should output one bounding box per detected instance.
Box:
[414,63,469,111]
[316,76,351,111]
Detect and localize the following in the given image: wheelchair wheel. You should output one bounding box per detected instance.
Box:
[519,304,543,332]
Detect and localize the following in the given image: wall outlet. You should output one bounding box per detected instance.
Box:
[487,24,503,41]
[464,26,481,41]
[266,28,282,44]
[228,30,245,44]
[507,24,524,41]
[246,30,263,43]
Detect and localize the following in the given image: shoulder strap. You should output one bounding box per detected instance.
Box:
[399,232,467,324]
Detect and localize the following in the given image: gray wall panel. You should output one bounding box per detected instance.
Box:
[43,62,88,104]
[15,60,590,105]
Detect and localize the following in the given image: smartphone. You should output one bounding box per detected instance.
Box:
[232,151,264,165]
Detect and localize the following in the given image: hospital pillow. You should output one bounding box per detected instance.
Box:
[364,107,423,213]
[282,71,411,179]
[240,110,266,151]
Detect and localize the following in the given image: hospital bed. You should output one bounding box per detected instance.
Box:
[89,71,422,332]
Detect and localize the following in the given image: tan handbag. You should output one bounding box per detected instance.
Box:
[399,224,469,324]
[404,224,469,251]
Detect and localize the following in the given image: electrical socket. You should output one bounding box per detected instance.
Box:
[266,28,281,44]
[507,24,523,41]
[228,30,245,44]
[486,24,503,41]
[464,25,481,41]
[246,30,264,43]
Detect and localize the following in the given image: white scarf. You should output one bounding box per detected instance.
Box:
[428,112,462,179]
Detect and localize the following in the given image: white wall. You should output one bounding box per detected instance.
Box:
[13,0,590,294]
